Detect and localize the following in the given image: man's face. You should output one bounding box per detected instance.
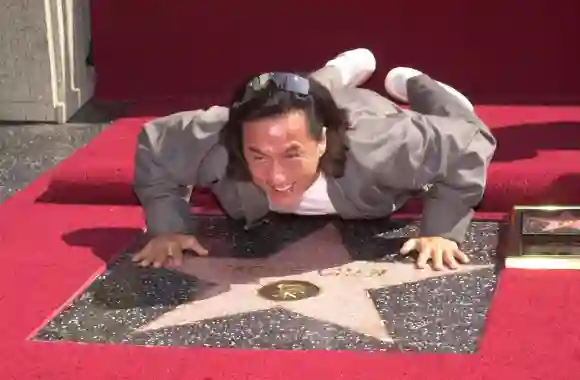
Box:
[242,111,326,208]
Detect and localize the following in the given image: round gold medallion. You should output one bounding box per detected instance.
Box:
[257,280,320,301]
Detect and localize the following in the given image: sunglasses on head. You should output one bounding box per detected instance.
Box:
[232,72,310,109]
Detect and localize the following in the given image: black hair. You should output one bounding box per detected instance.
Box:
[219,73,350,181]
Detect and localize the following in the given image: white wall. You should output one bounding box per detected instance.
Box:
[0,0,94,123]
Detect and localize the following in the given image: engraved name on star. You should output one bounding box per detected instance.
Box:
[136,224,491,342]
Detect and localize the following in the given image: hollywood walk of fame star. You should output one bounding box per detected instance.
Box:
[136,224,492,342]
[526,211,580,233]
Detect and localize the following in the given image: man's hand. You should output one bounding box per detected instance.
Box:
[400,236,469,270]
[132,233,208,268]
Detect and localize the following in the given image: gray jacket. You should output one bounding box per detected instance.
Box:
[133,69,496,243]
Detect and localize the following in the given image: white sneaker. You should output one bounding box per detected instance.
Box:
[384,67,474,111]
[325,48,376,88]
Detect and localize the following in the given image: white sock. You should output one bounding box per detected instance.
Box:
[325,48,376,87]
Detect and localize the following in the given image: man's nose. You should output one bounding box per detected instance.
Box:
[269,163,287,185]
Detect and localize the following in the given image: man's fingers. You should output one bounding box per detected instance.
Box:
[138,258,152,267]
[180,235,209,256]
[132,242,167,268]
[431,249,444,271]
[401,237,467,271]
[443,251,459,269]
[400,239,418,255]
[131,234,208,269]
[168,243,184,266]
[132,246,149,262]
[454,249,470,264]
[416,248,430,269]
[151,246,168,267]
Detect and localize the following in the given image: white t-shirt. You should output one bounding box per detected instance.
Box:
[268,174,338,215]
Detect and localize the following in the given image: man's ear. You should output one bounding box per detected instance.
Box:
[318,127,327,157]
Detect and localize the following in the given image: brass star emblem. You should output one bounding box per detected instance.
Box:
[258,280,320,301]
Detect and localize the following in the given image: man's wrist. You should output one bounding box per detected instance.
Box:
[420,199,473,244]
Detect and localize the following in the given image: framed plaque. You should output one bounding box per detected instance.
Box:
[504,205,580,269]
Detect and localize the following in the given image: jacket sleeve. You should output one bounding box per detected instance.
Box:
[376,111,496,243]
[132,106,229,236]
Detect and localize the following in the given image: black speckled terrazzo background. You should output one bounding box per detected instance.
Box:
[0,100,126,204]
[34,215,501,353]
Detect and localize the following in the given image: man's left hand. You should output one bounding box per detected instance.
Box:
[400,237,469,270]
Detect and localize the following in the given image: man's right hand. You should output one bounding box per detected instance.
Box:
[132,233,208,268]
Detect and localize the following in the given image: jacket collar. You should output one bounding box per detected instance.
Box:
[235,181,270,229]
[234,173,360,229]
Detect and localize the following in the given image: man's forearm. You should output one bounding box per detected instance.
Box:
[140,195,192,236]
[419,187,475,243]
[420,120,495,243]
[133,124,194,237]
[133,152,194,236]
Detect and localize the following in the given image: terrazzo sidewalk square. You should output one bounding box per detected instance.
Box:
[34,215,501,353]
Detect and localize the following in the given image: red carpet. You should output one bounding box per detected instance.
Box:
[0,108,579,379]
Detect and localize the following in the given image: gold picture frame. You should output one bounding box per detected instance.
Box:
[504,205,580,270]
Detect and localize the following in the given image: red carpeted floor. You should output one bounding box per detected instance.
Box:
[1,106,579,379]
[2,0,580,378]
